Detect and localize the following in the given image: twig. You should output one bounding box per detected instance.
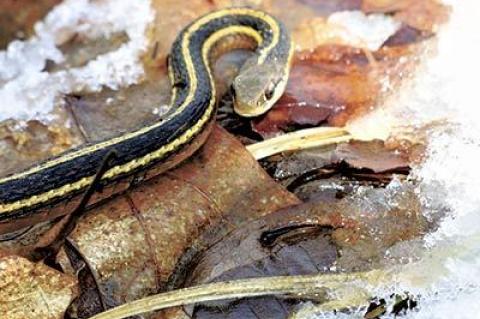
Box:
[246,127,352,160]
[90,270,387,319]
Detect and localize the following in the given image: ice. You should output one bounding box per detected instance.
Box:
[0,0,153,123]
[303,0,480,317]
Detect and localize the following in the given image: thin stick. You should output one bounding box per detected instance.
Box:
[246,127,352,160]
[90,270,386,319]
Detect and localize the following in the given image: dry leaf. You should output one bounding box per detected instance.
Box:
[330,184,431,272]
[394,0,450,32]
[252,44,418,138]
[362,0,412,13]
[0,0,60,48]
[259,139,412,203]
[55,126,299,317]
[186,202,353,286]
[384,25,431,47]
[0,114,83,177]
[362,0,451,33]
[0,254,78,319]
[173,201,356,319]
[160,180,427,318]
[335,140,410,173]
[292,0,362,15]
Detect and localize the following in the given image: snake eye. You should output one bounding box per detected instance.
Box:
[265,80,278,100]
[265,88,274,100]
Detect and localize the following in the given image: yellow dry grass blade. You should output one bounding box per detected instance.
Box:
[90,270,387,319]
[246,127,352,160]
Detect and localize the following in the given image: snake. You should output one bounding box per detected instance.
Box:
[0,8,294,233]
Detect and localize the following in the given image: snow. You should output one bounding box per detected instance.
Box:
[0,0,153,123]
[306,0,480,318]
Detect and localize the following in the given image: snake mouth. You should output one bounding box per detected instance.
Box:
[233,100,272,117]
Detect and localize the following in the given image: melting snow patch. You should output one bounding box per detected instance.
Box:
[303,0,480,318]
[0,0,153,123]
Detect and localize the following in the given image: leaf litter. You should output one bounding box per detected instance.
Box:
[0,0,460,318]
[52,126,299,317]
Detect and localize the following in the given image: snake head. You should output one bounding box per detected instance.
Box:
[232,59,288,117]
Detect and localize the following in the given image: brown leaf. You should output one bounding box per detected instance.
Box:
[186,202,353,286]
[335,140,410,173]
[65,69,172,143]
[259,139,411,203]
[177,201,354,318]
[252,103,331,138]
[0,254,78,319]
[162,180,427,318]
[147,0,215,66]
[292,0,362,15]
[363,0,451,32]
[252,44,418,137]
[0,0,61,49]
[362,0,412,13]
[394,0,450,32]
[0,113,84,178]
[288,163,409,203]
[55,126,299,317]
[330,183,431,273]
[384,25,432,47]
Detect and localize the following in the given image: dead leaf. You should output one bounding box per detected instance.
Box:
[147,0,215,67]
[0,254,78,319]
[65,68,171,143]
[258,139,411,204]
[362,0,412,13]
[0,0,60,49]
[288,163,410,203]
[252,103,332,138]
[185,202,353,287]
[252,44,418,138]
[335,140,410,173]
[331,183,432,273]
[173,201,355,319]
[53,126,299,317]
[159,179,427,318]
[292,0,362,15]
[0,115,84,177]
[384,25,432,47]
[362,0,451,34]
[394,1,450,32]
